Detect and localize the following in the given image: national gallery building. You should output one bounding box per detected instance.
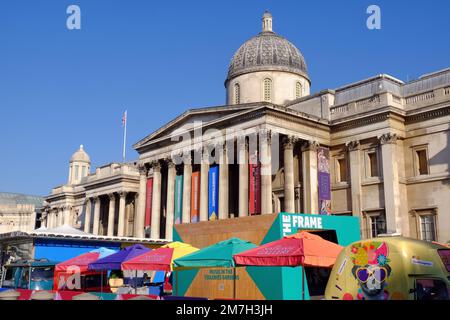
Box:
[44,12,450,243]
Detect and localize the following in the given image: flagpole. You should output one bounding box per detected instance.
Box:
[122,110,127,162]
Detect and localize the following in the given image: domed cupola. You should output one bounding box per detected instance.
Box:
[226,11,311,105]
[68,145,91,185]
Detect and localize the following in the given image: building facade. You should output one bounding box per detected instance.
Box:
[45,12,450,243]
[0,193,44,234]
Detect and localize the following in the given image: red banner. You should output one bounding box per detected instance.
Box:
[145,178,153,228]
[249,164,261,215]
[191,172,200,223]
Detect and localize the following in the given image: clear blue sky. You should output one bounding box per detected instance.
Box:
[1,0,449,196]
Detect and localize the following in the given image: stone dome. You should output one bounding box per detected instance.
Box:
[70,145,90,163]
[226,12,309,84]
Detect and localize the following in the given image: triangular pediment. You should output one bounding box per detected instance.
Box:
[133,103,264,150]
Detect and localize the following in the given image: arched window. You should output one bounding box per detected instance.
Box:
[263,78,272,102]
[295,81,302,99]
[234,83,240,104]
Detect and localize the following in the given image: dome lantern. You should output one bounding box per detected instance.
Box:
[68,145,91,185]
[262,10,273,33]
[226,12,311,105]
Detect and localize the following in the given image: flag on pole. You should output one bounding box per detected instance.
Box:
[122,111,127,127]
[122,110,128,162]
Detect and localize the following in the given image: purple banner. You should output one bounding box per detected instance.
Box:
[317,147,331,215]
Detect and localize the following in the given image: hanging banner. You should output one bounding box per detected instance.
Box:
[208,166,219,221]
[191,171,200,223]
[317,147,331,215]
[174,175,183,224]
[145,178,153,228]
[249,163,261,215]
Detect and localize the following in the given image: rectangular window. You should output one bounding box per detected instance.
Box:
[416,149,429,175]
[337,158,347,182]
[368,152,378,177]
[415,279,449,300]
[82,166,87,178]
[420,215,436,241]
[74,165,79,180]
[367,211,387,237]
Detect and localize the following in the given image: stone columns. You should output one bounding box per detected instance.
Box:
[118,192,127,237]
[238,139,249,217]
[283,136,296,213]
[58,208,64,226]
[107,193,116,237]
[302,140,319,214]
[260,131,273,215]
[165,160,176,240]
[93,196,101,235]
[218,144,229,219]
[151,161,162,238]
[182,156,192,224]
[84,198,92,233]
[63,206,72,226]
[135,164,148,238]
[199,149,209,222]
[379,133,403,234]
[346,141,363,220]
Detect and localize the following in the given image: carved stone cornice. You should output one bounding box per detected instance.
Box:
[301,140,320,152]
[345,140,360,151]
[406,105,450,124]
[379,133,398,145]
[331,112,390,132]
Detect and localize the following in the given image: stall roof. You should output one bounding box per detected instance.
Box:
[0,229,170,245]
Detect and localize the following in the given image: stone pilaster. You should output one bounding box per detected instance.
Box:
[151,161,162,238]
[302,140,319,214]
[218,144,229,219]
[199,149,210,222]
[182,155,192,224]
[84,198,92,233]
[260,130,273,214]
[346,140,364,235]
[93,196,101,235]
[379,133,403,235]
[238,138,249,217]
[165,160,176,240]
[107,193,116,237]
[118,192,127,237]
[135,164,148,238]
[283,136,297,213]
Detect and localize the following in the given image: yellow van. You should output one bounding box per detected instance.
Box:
[325,237,450,300]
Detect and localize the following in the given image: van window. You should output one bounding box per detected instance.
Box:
[18,268,30,289]
[438,249,450,272]
[31,267,54,282]
[415,278,449,300]
[2,267,15,288]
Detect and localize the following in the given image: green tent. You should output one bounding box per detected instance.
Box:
[173,238,257,268]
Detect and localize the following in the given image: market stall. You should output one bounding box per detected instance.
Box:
[234,231,343,300]
[173,238,257,299]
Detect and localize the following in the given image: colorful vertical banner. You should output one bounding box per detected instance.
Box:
[208,166,219,221]
[249,163,261,215]
[191,172,200,223]
[317,147,331,215]
[174,175,183,224]
[145,178,153,228]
